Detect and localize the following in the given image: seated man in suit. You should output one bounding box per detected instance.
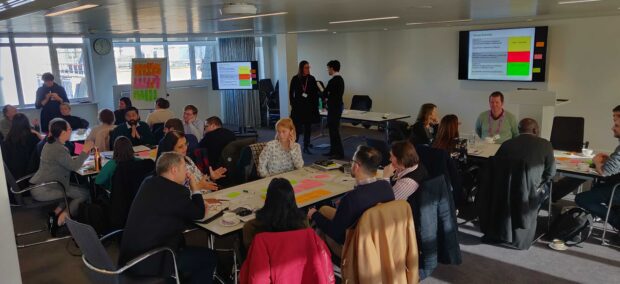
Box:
[576,107,620,231]
[109,106,156,149]
[119,152,216,283]
[198,116,236,168]
[308,145,395,257]
[59,103,89,129]
[494,118,556,204]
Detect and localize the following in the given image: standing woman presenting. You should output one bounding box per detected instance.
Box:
[35,73,69,133]
[289,60,319,154]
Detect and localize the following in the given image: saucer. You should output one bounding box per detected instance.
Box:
[219,218,240,227]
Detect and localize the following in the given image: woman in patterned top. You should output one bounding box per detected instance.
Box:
[258,118,305,177]
[158,131,227,191]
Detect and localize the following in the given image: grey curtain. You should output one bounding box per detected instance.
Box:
[218,37,260,127]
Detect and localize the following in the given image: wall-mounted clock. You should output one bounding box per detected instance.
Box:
[93,38,112,55]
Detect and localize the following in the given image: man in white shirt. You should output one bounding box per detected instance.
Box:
[183,104,204,138]
[145,97,174,127]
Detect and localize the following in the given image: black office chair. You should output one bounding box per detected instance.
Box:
[151,123,165,143]
[66,218,179,284]
[219,137,257,187]
[550,116,585,152]
[349,95,373,129]
[4,162,72,248]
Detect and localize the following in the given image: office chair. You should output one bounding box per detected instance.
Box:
[550,116,585,152]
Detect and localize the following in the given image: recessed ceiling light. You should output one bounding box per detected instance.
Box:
[214,28,253,34]
[45,4,99,17]
[414,5,433,9]
[406,19,472,25]
[287,29,329,34]
[526,18,534,21]
[218,12,288,22]
[329,16,399,24]
[383,28,389,31]
[558,0,601,4]
[332,32,337,34]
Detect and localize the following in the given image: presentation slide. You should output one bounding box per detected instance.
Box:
[468,28,536,81]
[215,62,256,90]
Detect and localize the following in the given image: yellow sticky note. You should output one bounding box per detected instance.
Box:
[533,68,541,73]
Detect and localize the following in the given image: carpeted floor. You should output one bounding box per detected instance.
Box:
[14,124,620,283]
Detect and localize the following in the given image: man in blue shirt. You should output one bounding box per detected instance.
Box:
[576,105,620,230]
[35,72,69,133]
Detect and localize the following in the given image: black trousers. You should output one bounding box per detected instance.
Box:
[327,111,344,156]
[295,121,312,148]
[177,246,217,284]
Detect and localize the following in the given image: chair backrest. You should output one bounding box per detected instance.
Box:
[151,123,165,143]
[387,120,409,144]
[239,142,268,183]
[65,218,119,284]
[258,79,274,94]
[365,138,390,166]
[220,137,257,185]
[3,162,21,196]
[550,116,584,152]
[109,159,155,230]
[342,201,418,284]
[350,95,372,111]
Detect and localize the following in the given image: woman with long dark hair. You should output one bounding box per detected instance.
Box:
[114,97,133,125]
[242,178,308,248]
[30,119,94,236]
[157,131,226,191]
[432,114,460,152]
[410,103,439,145]
[95,136,136,190]
[289,60,319,154]
[1,113,42,179]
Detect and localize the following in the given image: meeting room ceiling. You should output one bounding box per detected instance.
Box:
[1,0,620,36]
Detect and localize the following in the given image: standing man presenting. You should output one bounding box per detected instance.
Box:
[475,91,519,144]
[35,72,69,133]
[322,60,345,159]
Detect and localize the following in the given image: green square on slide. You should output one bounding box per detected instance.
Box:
[239,80,251,86]
[507,62,530,76]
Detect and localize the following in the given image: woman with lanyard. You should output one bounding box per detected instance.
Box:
[289,60,319,154]
[474,91,518,144]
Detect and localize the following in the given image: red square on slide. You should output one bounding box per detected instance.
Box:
[507,51,530,62]
[238,74,251,80]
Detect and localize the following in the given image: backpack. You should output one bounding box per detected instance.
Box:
[546,207,593,246]
[76,195,111,236]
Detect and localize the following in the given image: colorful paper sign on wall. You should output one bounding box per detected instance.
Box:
[131,58,168,107]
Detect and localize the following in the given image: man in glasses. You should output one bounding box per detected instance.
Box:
[307,145,394,257]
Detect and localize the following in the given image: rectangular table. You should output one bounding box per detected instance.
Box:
[195,167,356,236]
[316,109,410,142]
[467,142,601,179]
[76,146,158,176]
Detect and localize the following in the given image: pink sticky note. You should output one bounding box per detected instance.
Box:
[137,151,150,158]
[74,143,84,155]
[534,53,543,60]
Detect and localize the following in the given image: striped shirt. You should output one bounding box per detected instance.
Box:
[391,165,421,200]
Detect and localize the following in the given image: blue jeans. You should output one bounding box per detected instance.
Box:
[575,184,620,229]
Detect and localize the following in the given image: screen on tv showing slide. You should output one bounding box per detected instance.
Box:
[458,26,548,82]
[211,61,259,90]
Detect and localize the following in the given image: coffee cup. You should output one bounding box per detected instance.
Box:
[222,212,238,224]
[578,163,590,171]
[581,148,594,156]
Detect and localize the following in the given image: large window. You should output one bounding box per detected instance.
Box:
[16,46,52,104]
[194,44,217,80]
[113,46,136,85]
[168,45,191,81]
[0,36,91,107]
[0,47,18,105]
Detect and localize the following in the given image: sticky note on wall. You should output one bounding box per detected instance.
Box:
[534,54,543,60]
[533,68,541,73]
[535,42,545,47]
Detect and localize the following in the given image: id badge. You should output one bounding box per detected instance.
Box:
[302,93,308,98]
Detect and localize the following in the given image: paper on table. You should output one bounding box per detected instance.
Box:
[293,179,325,193]
[296,189,331,204]
[74,143,84,155]
[133,145,151,152]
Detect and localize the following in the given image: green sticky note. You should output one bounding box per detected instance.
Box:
[261,188,268,193]
[226,192,241,199]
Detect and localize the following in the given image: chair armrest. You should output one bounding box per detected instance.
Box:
[12,181,63,195]
[15,173,36,184]
[99,229,123,242]
[81,247,180,284]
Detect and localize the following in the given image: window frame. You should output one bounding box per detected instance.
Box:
[0,34,93,107]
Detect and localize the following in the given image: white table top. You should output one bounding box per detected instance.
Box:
[76,147,157,176]
[195,167,356,236]
[467,142,600,177]
[70,128,91,142]
[320,109,410,123]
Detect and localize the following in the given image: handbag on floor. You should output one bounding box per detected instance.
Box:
[546,207,593,246]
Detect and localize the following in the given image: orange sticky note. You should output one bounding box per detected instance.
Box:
[535,42,545,48]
